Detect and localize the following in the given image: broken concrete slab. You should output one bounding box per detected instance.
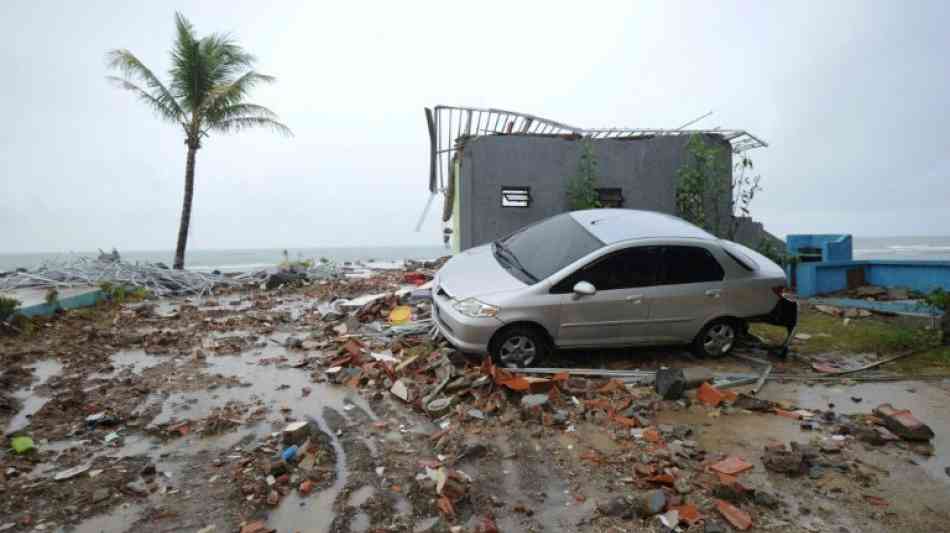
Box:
[390,379,413,402]
[873,403,935,441]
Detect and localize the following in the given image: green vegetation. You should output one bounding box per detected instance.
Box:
[925,288,950,311]
[753,309,939,355]
[279,250,314,270]
[567,139,602,210]
[0,296,20,322]
[107,12,291,270]
[98,282,151,303]
[752,307,949,371]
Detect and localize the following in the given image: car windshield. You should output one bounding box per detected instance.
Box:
[497,213,604,282]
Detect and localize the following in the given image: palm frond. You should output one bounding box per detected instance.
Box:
[106,49,184,122]
[201,71,276,120]
[214,103,279,121]
[210,116,293,137]
[106,76,184,124]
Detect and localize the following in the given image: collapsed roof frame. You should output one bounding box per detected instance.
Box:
[424,105,768,193]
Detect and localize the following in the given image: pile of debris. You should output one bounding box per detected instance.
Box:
[0,256,340,297]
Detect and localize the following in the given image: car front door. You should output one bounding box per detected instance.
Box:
[552,246,662,348]
[647,245,727,342]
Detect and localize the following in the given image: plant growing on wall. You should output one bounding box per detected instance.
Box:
[676,134,763,240]
[567,139,602,210]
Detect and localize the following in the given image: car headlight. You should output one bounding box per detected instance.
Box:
[452,298,499,318]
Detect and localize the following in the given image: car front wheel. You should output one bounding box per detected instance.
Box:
[489,326,549,368]
[694,319,737,358]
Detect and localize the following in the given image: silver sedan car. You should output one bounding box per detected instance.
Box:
[432,209,797,367]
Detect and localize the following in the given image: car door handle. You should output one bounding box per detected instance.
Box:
[705,289,722,299]
[626,295,643,304]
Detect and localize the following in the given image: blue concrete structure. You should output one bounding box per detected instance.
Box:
[788,234,950,298]
[3,287,105,318]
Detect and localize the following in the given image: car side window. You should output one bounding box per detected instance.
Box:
[659,246,725,285]
[552,247,661,293]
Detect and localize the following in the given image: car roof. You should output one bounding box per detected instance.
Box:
[569,209,716,244]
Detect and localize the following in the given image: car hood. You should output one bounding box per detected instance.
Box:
[435,244,526,300]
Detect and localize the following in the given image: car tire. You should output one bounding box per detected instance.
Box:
[489,325,549,368]
[693,319,737,359]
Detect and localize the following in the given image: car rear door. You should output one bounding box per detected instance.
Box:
[553,246,662,347]
[647,245,727,342]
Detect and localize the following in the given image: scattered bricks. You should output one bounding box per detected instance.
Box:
[282,421,311,446]
[697,383,725,407]
[671,503,702,526]
[711,473,749,503]
[762,443,804,475]
[635,489,668,517]
[873,403,935,441]
[642,427,662,443]
[715,499,753,530]
[709,456,753,476]
[655,368,686,400]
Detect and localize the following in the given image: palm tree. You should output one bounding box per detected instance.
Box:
[107,12,291,269]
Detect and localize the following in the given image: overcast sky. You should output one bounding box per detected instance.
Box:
[2,1,949,254]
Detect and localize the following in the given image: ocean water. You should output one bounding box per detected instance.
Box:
[852,236,950,261]
[0,245,449,273]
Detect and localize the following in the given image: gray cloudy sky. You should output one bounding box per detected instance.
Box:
[3,1,949,254]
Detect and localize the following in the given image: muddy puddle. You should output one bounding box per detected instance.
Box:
[765,379,950,486]
[267,413,350,533]
[5,358,64,434]
[657,380,950,532]
[146,350,374,427]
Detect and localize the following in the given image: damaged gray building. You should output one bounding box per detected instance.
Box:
[422,105,782,253]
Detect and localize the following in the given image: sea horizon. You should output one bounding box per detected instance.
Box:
[3,235,950,273]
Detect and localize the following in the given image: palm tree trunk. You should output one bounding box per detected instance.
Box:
[173,145,198,270]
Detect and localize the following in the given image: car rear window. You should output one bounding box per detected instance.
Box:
[660,246,725,284]
[503,213,604,281]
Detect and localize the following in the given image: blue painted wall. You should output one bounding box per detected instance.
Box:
[792,257,950,298]
[787,234,853,262]
[15,289,105,318]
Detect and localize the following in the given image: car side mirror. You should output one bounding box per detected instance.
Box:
[573,281,596,297]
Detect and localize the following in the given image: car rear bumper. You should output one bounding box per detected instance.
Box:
[432,291,502,354]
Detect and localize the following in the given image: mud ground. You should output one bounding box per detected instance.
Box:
[2,276,949,533]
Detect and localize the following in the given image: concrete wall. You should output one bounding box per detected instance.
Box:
[458,134,735,250]
[794,260,950,297]
[787,234,853,262]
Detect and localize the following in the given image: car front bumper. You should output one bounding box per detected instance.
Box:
[432,290,503,354]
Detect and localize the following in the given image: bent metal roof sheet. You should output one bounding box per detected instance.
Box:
[424,105,767,193]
